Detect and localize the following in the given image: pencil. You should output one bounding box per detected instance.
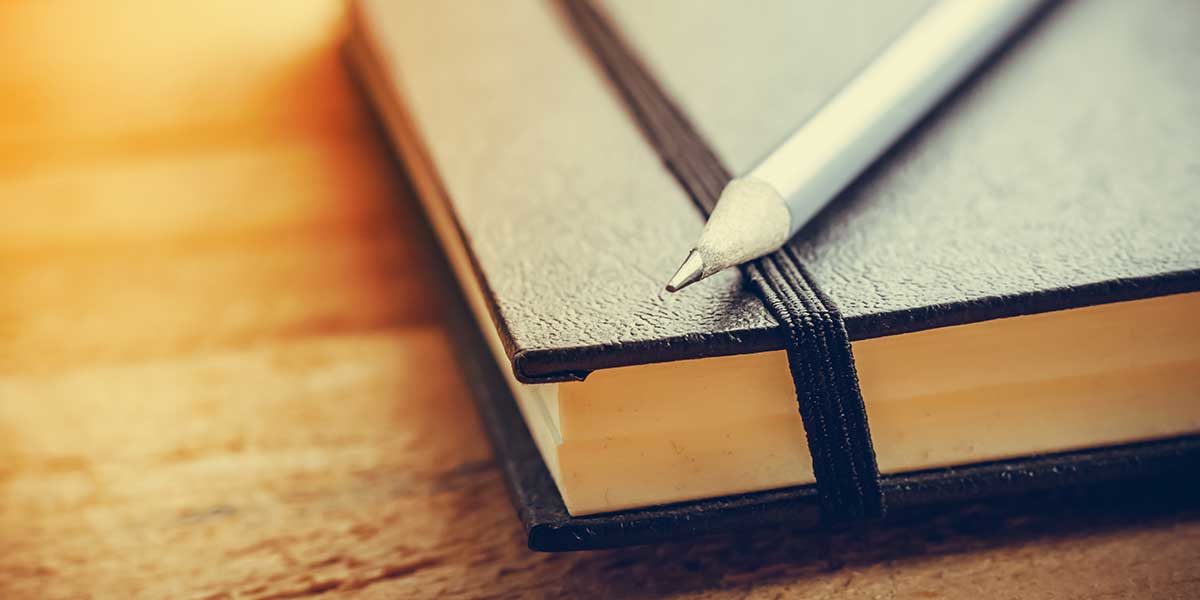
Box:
[667,0,1047,292]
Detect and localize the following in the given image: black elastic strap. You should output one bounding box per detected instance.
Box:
[559,0,885,523]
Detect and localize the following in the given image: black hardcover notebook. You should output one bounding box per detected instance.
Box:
[348,0,1200,550]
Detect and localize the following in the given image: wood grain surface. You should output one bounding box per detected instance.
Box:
[0,1,1197,598]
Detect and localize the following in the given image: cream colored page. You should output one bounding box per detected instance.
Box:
[553,358,1200,514]
[556,293,1200,441]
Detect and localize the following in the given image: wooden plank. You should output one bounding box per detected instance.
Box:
[0,138,405,252]
[0,0,1197,598]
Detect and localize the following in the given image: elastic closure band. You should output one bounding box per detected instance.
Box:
[747,250,884,522]
[559,0,885,523]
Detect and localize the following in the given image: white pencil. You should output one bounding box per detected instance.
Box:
[666,0,1047,292]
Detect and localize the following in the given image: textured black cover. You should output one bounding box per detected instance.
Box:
[360,0,1199,383]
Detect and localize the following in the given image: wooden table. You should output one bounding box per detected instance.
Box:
[1,2,1197,598]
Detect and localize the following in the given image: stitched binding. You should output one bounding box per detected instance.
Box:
[559,0,885,523]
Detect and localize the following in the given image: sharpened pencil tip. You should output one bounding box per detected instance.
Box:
[665,250,705,293]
